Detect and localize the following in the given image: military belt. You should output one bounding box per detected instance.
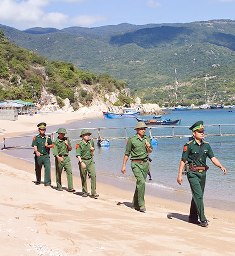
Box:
[81,157,92,160]
[58,154,68,157]
[131,159,148,163]
[189,166,208,172]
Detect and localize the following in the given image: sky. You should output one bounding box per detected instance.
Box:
[0,0,235,30]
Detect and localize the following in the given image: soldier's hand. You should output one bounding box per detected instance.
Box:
[145,141,151,148]
[36,151,41,157]
[57,156,64,162]
[121,166,126,174]
[64,140,68,145]
[177,175,183,185]
[90,146,95,152]
[45,143,48,147]
[221,166,227,175]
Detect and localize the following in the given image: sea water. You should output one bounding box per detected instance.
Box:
[2,109,235,211]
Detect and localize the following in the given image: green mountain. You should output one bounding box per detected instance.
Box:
[1,20,235,105]
[0,31,128,108]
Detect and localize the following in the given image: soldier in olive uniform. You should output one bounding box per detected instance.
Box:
[32,122,53,186]
[121,122,153,213]
[76,130,99,199]
[177,121,227,227]
[53,128,75,192]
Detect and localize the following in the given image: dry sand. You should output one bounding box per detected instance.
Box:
[0,111,235,255]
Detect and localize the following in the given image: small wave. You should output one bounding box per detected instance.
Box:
[147,181,175,191]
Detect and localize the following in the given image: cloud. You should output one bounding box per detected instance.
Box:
[147,0,160,8]
[72,15,107,27]
[0,0,68,28]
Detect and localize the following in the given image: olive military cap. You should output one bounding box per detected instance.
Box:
[56,128,67,134]
[134,122,148,130]
[80,129,92,137]
[189,121,204,132]
[37,122,46,129]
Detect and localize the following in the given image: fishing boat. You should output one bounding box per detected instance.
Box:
[136,117,180,125]
[103,108,140,119]
[209,104,224,109]
[174,105,192,111]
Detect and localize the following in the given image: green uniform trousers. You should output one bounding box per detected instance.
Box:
[131,161,149,209]
[187,171,207,222]
[34,155,51,185]
[79,159,96,195]
[55,156,73,190]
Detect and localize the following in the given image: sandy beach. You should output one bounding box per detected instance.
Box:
[1,110,235,255]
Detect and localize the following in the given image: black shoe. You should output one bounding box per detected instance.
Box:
[90,193,99,199]
[44,183,51,187]
[35,181,40,185]
[82,192,89,197]
[200,220,209,227]
[188,218,200,225]
[139,207,146,213]
[68,189,75,192]
[57,187,63,191]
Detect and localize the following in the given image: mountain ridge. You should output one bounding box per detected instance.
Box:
[1,19,235,105]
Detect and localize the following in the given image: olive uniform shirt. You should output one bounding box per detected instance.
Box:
[125,134,152,160]
[76,140,95,159]
[32,135,52,155]
[53,138,72,156]
[181,139,214,166]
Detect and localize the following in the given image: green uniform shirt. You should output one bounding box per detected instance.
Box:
[181,139,214,166]
[76,140,95,159]
[53,137,72,156]
[32,134,52,155]
[125,134,152,160]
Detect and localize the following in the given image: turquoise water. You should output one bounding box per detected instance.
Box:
[3,109,235,211]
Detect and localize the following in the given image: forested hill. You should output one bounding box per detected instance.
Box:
[1,20,235,106]
[0,31,129,108]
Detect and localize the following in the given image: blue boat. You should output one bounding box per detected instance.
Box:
[136,117,180,125]
[103,111,140,119]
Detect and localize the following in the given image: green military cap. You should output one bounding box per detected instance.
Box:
[56,128,67,134]
[37,122,46,129]
[80,129,92,137]
[189,121,204,131]
[134,121,148,130]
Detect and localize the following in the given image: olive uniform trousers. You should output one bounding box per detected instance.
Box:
[55,156,73,190]
[79,159,96,195]
[131,161,149,209]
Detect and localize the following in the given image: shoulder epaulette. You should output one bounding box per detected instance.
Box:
[186,140,194,145]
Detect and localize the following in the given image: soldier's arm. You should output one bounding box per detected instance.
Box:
[210,157,227,174]
[177,143,190,185]
[45,136,54,148]
[177,160,186,185]
[65,138,72,151]
[121,155,129,174]
[75,143,82,162]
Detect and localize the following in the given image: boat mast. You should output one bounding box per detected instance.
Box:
[204,75,207,104]
[174,68,178,102]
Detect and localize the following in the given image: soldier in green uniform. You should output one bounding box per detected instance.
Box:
[53,128,75,192]
[121,122,153,213]
[32,122,53,186]
[76,130,99,199]
[177,121,227,227]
